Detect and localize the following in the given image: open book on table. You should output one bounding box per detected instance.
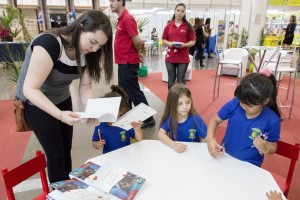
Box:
[113,103,157,131]
[76,97,121,122]
[64,161,146,200]
[46,178,117,200]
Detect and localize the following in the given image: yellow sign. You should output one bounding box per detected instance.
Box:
[268,0,300,6]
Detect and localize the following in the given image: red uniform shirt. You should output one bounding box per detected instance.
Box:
[114,10,140,64]
[162,21,195,63]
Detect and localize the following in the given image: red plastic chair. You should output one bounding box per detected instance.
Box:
[271,141,300,197]
[1,150,49,200]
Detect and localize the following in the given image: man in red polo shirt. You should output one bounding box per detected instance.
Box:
[110,0,155,128]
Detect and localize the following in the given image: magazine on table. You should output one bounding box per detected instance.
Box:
[68,162,146,200]
[46,178,116,200]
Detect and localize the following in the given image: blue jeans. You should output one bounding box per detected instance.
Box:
[165,62,188,90]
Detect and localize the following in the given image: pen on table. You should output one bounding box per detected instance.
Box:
[98,129,102,141]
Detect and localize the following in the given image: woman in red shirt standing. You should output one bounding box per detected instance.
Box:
[162,3,195,90]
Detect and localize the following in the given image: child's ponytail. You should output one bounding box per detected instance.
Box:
[268,75,281,118]
[259,69,281,118]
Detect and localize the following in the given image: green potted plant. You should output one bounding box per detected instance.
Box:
[258,28,266,46]
[136,18,149,32]
[1,48,24,83]
[0,5,21,41]
[239,27,249,48]
[111,17,149,32]
[18,10,32,43]
[0,5,31,85]
[227,31,239,48]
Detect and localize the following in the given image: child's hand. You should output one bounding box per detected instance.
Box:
[253,134,268,154]
[94,140,106,150]
[86,118,99,126]
[266,190,283,200]
[131,121,143,129]
[207,137,225,157]
[173,142,187,153]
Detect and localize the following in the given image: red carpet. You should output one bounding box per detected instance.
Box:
[0,100,31,199]
[139,69,300,200]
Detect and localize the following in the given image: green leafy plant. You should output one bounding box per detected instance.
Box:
[0,43,28,83]
[229,31,239,41]
[0,6,32,86]
[18,11,32,43]
[0,5,17,31]
[227,31,239,48]
[9,27,22,39]
[248,49,258,72]
[111,17,149,32]
[2,59,22,83]
[0,5,19,40]
[239,28,249,48]
[0,5,32,42]
[136,18,149,31]
[258,28,266,46]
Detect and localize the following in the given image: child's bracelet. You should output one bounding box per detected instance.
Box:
[262,145,270,154]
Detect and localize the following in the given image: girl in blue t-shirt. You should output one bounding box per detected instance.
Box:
[207,69,281,166]
[92,85,142,154]
[158,84,207,153]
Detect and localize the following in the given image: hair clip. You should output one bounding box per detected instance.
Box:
[259,68,272,77]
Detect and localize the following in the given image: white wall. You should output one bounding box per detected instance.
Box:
[247,0,268,45]
[239,0,252,32]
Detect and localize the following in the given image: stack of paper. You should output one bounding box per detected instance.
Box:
[76,97,121,122]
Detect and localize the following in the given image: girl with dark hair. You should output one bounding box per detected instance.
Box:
[162,3,196,90]
[207,69,281,167]
[16,10,113,183]
[92,85,143,154]
[158,84,207,153]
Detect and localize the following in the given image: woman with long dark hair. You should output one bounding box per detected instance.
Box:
[194,17,205,66]
[282,15,297,47]
[16,10,113,184]
[162,3,195,89]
